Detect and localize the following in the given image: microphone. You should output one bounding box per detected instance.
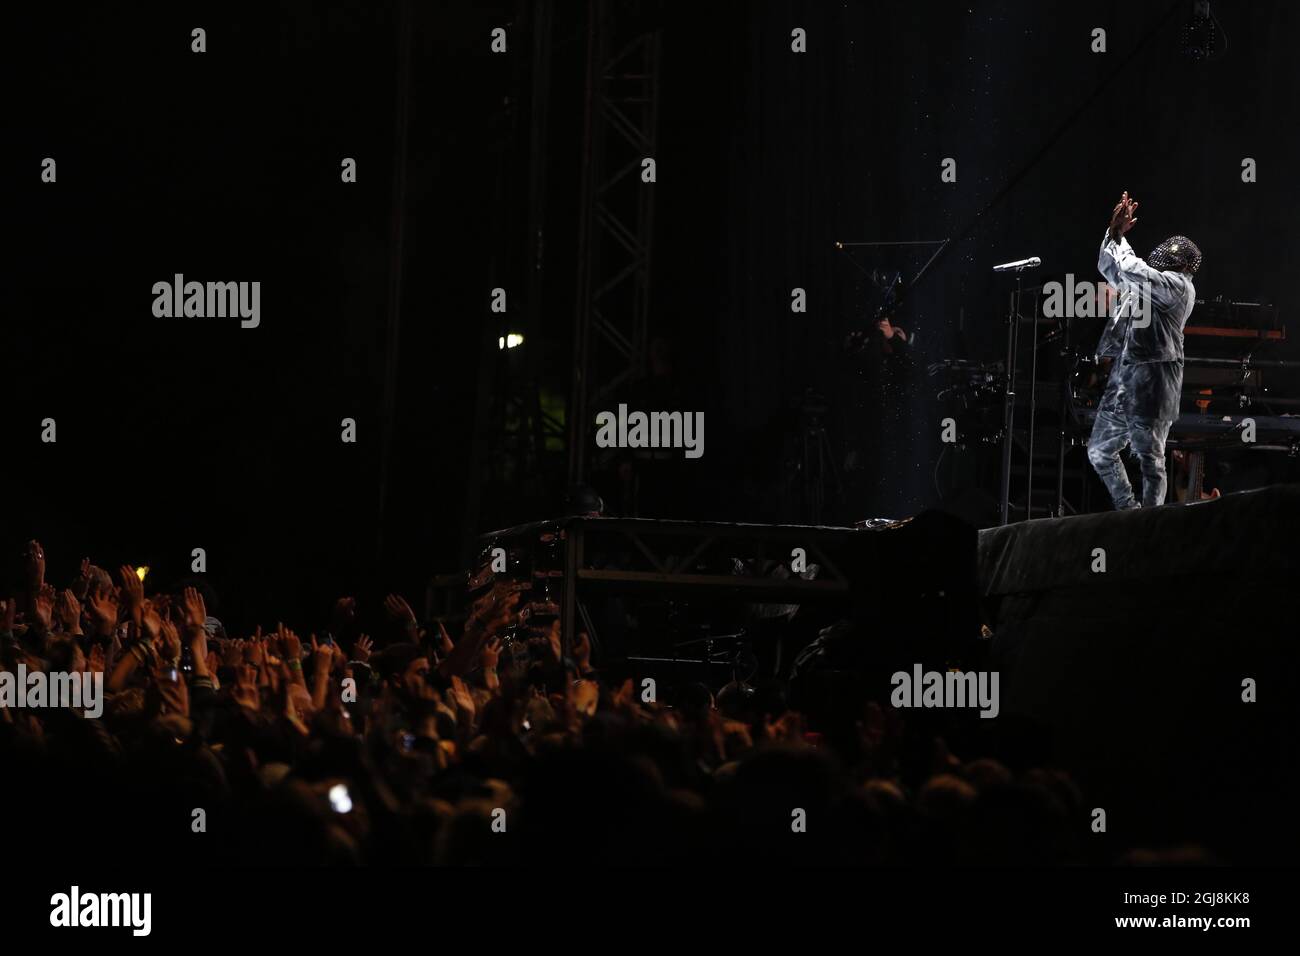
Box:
[992,256,1041,273]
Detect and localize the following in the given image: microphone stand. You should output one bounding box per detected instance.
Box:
[1026,284,1041,518]
[995,259,1040,525]
[998,277,1022,525]
[1056,320,1073,519]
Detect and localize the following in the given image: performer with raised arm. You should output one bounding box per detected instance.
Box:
[1086,191,1201,509]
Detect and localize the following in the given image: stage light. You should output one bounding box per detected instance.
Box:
[135,566,149,582]
[498,333,524,350]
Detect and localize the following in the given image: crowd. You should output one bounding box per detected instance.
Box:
[0,538,1196,867]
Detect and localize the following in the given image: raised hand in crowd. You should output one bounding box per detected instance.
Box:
[119,565,146,632]
[55,589,82,635]
[86,583,119,639]
[383,593,420,643]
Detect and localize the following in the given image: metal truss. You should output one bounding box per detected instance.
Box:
[568,0,663,485]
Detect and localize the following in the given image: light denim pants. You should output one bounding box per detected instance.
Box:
[1087,403,1174,509]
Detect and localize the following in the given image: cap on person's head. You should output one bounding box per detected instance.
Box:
[1149,235,1202,274]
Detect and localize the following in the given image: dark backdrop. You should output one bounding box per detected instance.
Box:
[5,1,1298,627]
[656,0,1300,521]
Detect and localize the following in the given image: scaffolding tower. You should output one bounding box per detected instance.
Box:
[567,0,663,486]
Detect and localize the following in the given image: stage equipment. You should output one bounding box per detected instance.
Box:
[995,257,1042,525]
[980,482,1299,864]
[479,510,979,668]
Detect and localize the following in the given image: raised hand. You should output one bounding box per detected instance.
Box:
[1109,190,1139,241]
[31,586,54,635]
[278,623,302,661]
[219,639,243,670]
[158,618,182,665]
[118,565,145,628]
[246,630,267,668]
[1120,195,1138,235]
[449,675,476,722]
[1109,193,1127,239]
[86,585,120,637]
[180,617,205,658]
[55,589,83,634]
[232,665,260,710]
[309,635,332,676]
[278,624,306,688]
[331,596,357,632]
[468,584,521,638]
[384,594,419,642]
[435,620,454,657]
[141,601,164,644]
[352,633,373,663]
[205,643,222,678]
[181,586,207,632]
